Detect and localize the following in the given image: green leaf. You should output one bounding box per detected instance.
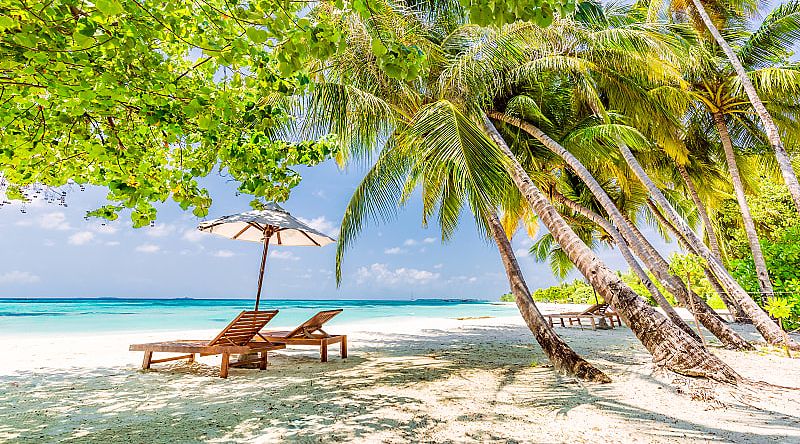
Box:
[0,16,15,30]
[95,0,125,16]
[371,39,387,57]
[72,30,94,48]
[197,114,213,130]
[246,27,269,44]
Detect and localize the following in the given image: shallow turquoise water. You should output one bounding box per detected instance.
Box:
[0,298,519,335]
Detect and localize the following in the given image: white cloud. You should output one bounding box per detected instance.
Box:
[403,239,417,246]
[94,224,118,234]
[146,224,176,238]
[514,248,530,258]
[17,212,71,230]
[270,250,299,261]
[182,229,209,242]
[449,275,479,284]
[43,239,55,247]
[433,263,444,269]
[213,249,235,258]
[356,263,440,286]
[298,216,337,235]
[423,237,436,244]
[68,231,95,246]
[0,270,40,285]
[135,243,161,253]
[384,247,405,255]
[105,241,120,247]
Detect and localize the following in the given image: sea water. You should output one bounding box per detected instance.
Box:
[0,298,520,336]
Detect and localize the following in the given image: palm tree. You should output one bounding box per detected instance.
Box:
[672,4,800,303]
[619,139,799,349]
[488,2,796,348]
[303,0,745,381]
[302,5,610,380]
[664,0,800,215]
[481,117,740,381]
[478,4,750,348]
[672,157,750,320]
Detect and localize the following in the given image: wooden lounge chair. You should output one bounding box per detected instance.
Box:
[545,303,616,330]
[129,310,286,378]
[257,309,347,362]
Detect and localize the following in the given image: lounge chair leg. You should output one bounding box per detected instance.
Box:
[220,352,230,378]
[560,318,565,327]
[259,351,268,370]
[188,353,195,363]
[142,351,153,370]
[340,336,347,359]
[320,339,328,363]
[590,317,596,330]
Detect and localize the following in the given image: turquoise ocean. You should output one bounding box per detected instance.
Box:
[0,298,520,336]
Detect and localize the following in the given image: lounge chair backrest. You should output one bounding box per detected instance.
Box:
[208,310,279,346]
[285,309,343,338]
[579,304,608,315]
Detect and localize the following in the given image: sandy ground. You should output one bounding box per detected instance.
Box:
[1,304,799,443]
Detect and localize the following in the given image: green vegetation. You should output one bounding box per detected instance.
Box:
[1,0,575,226]
[731,224,800,329]
[514,253,726,309]
[7,0,800,378]
[531,280,597,304]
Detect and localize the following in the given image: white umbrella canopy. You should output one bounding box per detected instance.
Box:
[197,203,336,310]
[198,204,335,247]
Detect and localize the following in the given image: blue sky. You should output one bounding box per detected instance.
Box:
[0,159,682,300]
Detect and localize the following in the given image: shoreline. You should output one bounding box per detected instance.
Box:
[1,305,799,442]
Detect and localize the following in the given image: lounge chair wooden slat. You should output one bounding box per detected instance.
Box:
[130,310,285,378]
[258,309,347,362]
[544,304,622,331]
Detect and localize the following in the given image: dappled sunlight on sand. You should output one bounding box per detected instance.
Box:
[1,317,799,443]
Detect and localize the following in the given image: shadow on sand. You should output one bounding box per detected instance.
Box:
[1,324,798,443]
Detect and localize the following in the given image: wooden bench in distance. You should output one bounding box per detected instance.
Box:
[130,310,286,378]
[257,309,347,362]
[545,303,619,330]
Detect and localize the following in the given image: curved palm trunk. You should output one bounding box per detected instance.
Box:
[676,163,723,262]
[704,267,750,323]
[643,201,750,324]
[486,211,611,382]
[549,189,701,340]
[483,117,741,382]
[713,111,774,298]
[625,204,752,325]
[690,0,800,214]
[673,164,748,320]
[488,112,750,349]
[618,141,797,349]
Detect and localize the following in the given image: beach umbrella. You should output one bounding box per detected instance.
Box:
[197,203,335,310]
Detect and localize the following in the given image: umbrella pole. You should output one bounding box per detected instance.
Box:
[254,228,272,311]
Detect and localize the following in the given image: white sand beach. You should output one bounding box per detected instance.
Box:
[1,305,799,443]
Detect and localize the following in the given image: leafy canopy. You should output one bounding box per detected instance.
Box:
[1,0,574,227]
[0,0,346,226]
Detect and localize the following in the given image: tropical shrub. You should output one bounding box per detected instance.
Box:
[731,224,800,329]
[718,177,800,260]
[530,279,600,304]
[667,253,726,309]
